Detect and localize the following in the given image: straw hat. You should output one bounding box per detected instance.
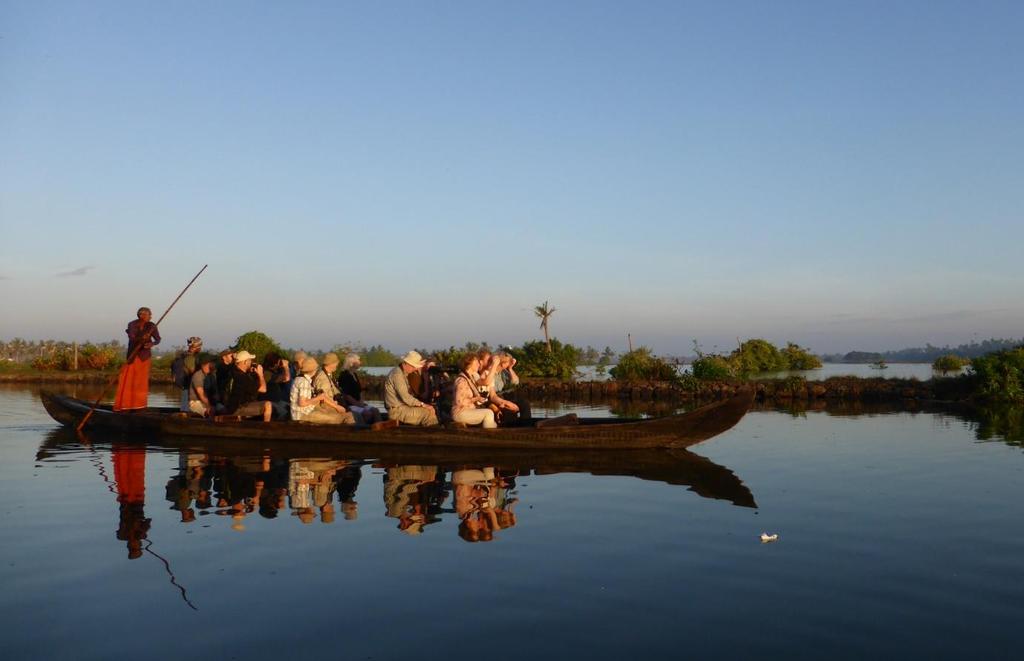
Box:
[322,352,340,367]
[300,357,319,374]
[401,350,426,369]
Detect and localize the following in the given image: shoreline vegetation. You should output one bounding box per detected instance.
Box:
[3,334,1022,405]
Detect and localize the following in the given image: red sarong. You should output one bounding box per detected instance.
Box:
[113,446,147,504]
[113,358,151,411]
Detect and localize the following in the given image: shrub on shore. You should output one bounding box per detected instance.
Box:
[691,339,822,380]
[610,347,680,383]
[971,347,1024,402]
[781,342,823,370]
[234,331,285,364]
[691,354,734,379]
[28,344,122,371]
[513,339,579,380]
[933,354,968,374]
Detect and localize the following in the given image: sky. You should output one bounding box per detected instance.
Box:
[1,1,1022,355]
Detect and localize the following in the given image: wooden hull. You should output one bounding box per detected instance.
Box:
[41,389,754,450]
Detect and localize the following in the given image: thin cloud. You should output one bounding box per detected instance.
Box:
[57,266,95,278]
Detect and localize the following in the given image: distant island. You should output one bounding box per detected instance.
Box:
[822,338,1024,364]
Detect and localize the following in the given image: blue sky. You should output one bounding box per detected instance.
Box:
[1,1,1021,354]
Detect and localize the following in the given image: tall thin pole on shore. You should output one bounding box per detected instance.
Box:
[76,265,208,431]
[627,333,633,353]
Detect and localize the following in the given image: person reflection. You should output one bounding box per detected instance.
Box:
[210,457,263,530]
[382,465,447,535]
[112,444,150,559]
[165,453,211,523]
[289,459,349,524]
[335,463,362,521]
[452,467,518,543]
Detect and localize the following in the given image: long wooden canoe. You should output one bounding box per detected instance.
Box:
[40,389,754,450]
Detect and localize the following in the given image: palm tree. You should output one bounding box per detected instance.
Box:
[534,301,557,352]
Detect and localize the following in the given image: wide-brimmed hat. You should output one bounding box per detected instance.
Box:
[401,350,426,369]
[300,357,319,374]
[322,352,340,367]
[234,350,256,363]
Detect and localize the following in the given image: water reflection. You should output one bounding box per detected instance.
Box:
[114,445,150,559]
[162,453,365,527]
[757,399,1024,445]
[37,430,758,547]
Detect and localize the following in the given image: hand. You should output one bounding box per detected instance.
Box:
[254,364,264,376]
[504,402,520,413]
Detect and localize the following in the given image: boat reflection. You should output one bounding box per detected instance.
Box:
[38,430,758,545]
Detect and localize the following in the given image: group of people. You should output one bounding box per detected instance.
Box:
[170,339,385,426]
[112,307,527,429]
[381,348,523,427]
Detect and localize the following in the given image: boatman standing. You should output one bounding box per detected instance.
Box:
[113,307,161,411]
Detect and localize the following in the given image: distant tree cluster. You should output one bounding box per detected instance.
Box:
[691,339,822,380]
[824,338,1024,364]
[329,344,399,366]
[577,346,618,366]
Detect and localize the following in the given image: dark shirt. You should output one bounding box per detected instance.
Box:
[125,320,160,361]
[221,366,259,414]
[339,370,362,401]
[263,366,290,403]
[213,360,232,403]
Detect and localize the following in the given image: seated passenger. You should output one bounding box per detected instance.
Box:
[186,353,217,416]
[261,351,292,420]
[290,351,308,380]
[339,353,383,424]
[491,351,520,392]
[211,349,234,411]
[487,351,526,421]
[384,351,439,426]
[290,358,354,425]
[475,349,494,397]
[451,354,497,429]
[471,352,520,424]
[312,353,355,424]
[220,350,272,422]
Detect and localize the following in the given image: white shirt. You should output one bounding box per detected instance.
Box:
[290,375,316,420]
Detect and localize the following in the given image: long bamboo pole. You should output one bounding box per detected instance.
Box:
[76,265,208,431]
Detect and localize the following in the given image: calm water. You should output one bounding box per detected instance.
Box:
[375,362,959,382]
[2,384,1023,660]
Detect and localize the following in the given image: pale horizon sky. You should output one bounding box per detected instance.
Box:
[1,1,1021,355]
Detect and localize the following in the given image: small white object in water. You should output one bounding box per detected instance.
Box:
[760,532,779,543]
